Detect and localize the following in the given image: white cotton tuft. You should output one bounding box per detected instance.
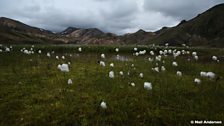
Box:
[212,56,217,61]
[119,71,124,76]
[161,66,166,71]
[5,47,10,52]
[206,72,215,79]
[181,50,186,55]
[192,52,197,56]
[152,67,159,72]
[173,51,181,59]
[155,55,162,61]
[172,61,178,67]
[131,64,135,67]
[168,49,172,54]
[47,52,51,57]
[78,47,82,52]
[68,79,73,85]
[115,48,119,52]
[200,71,216,79]
[130,82,135,87]
[110,63,114,67]
[57,64,62,70]
[23,50,30,54]
[148,57,153,62]
[60,64,69,72]
[200,71,207,77]
[176,71,182,77]
[101,54,105,59]
[144,82,152,90]
[139,73,144,78]
[164,50,168,55]
[100,101,107,109]
[139,50,146,55]
[159,50,163,55]
[150,51,154,56]
[109,71,114,78]
[194,78,201,84]
[100,61,105,67]
[194,55,199,61]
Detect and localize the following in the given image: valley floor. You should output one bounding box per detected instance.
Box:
[0,45,224,125]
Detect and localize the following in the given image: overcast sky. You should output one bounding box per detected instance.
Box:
[0,0,223,34]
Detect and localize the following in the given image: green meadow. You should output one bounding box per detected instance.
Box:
[0,45,224,125]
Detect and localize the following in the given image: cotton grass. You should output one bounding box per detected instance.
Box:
[194,78,201,84]
[58,64,69,72]
[100,101,107,109]
[68,79,73,85]
[144,82,152,90]
[109,71,114,78]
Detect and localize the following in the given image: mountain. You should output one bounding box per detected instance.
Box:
[118,3,224,47]
[66,28,104,37]
[155,27,170,34]
[0,17,52,34]
[0,17,66,44]
[152,4,224,47]
[0,3,224,46]
[60,27,119,44]
[119,29,156,44]
[0,17,118,44]
[60,27,79,35]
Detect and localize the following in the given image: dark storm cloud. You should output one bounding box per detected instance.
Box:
[0,0,223,34]
[143,0,224,20]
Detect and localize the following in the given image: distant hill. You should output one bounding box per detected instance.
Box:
[0,17,65,44]
[0,3,224,47]
[152,4,224,47]
[119,29,156,44]
[60,27,79,35]
[0,17,118,44]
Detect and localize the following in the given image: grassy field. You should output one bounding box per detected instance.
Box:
[0,45,224,126]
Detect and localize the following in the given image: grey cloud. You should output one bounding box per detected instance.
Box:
[143,0,224,20]
[0,0,223,35]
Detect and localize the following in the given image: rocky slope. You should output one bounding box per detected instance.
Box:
[152,4,224,47]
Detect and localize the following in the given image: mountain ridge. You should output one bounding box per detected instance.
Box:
[0,3,224,46]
